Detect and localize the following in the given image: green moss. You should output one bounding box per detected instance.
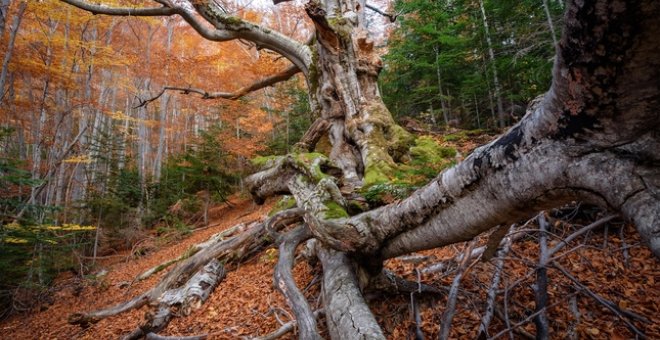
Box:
[268,196,297,216]
[322,200,349,219]
[360,182,415,207]
[442,129,486,143]
[314,134,332,155]
[251,155,280,168]
[410,136,456,163]
[308,45,320,95]
[294,152,330,182]
[364,158,391,186]
[219,16,243,26]
[387,124,415,161]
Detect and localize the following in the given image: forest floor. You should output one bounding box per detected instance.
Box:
[1,133,659,339]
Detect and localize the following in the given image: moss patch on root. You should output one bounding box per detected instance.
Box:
[361,135,457,207]
[322,200,349,219]
[268,196,297,216]
[410,136,457,163]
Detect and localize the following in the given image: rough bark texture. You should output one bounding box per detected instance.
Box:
[60,0,660,339]
[317,245,386,340]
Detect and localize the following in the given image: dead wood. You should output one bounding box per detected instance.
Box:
[273,225,319,340]
[317,245,385,340]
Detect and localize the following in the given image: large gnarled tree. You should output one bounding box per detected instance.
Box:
[61,0,659,338]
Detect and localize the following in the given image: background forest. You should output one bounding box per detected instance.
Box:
[0,0,563,316]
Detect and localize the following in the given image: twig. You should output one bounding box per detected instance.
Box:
[250,310,324,340]
[145,333,207,340]
[493,307,534,339]
[410,292,424,340]
[619,226,630,268]
[365,3,398,22]
[552,262,648,338]
[567,294,580,340]
[502,277,514,340]
[533,214,550,340]
[546,215,617,260]
[439,241,475,340]
[477,226,513,338]
[490,292,578,340]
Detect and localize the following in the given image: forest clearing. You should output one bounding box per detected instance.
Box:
[0,0,658,339]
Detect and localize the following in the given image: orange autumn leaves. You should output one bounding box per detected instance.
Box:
[1,0,305,161]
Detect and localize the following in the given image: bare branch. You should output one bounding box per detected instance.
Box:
[366,4,397,22]
[60,1,312,76]
[59,0,177,16]
[135,64,300,108]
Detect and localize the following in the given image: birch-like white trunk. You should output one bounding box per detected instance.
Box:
[479,0,505,128]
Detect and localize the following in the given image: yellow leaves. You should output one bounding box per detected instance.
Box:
[63,155,93,164]
[587,328,600,336]
[58,224,96,231]
[259,248,278,263]
[107,111,159,127]
[4,222,21,230]
[4,237,28,244]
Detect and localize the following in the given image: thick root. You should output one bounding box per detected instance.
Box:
[273,225,320,339]
[317,245,385,340]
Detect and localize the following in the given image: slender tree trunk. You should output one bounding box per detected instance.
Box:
[542,0,558,48]
[0,1,26,103]
[0,0,11,35]
[154,19,174,181]
[474,93,481,129]
[434,45,449,126]
[479,0,505,128]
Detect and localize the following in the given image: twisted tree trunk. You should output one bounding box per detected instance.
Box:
[60,0,659,338]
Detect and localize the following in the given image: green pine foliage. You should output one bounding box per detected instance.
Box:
[264,86,313,155]
[381,0,563,129]
[1,128,96,315]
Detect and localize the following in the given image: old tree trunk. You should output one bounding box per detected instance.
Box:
[62,0,658,338]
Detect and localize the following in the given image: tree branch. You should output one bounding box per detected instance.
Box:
[135,64,300,108]
[59,0,177,16]
[365,4,397,22]
[60,0,313,77]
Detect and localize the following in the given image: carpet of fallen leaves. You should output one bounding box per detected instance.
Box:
[1,197,659,339]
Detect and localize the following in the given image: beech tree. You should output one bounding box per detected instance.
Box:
[60,0,659,339]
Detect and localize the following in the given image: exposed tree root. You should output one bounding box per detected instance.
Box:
[69,220,274,333]
[273,225,319,339]
[317,245,386,340]
[366,269,444,296]
[145,334,207,340]
[251,310,324,340]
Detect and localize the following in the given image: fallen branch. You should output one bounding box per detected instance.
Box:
[367,269,444,295]
[490,292,578,340]
[273,225,319,339]
[410,290,424,340]
[145,333,207,340]
[533,214,550,340]
[439,241,475,340]
[69,218,277,332]
[123,260,225,340]
[477,226,513,338]
[553,262,649,338]
[251,309,324,340]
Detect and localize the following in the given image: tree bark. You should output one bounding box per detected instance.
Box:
[0,1,26,104]
[60,1,660,339]
[479,0,506,128]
